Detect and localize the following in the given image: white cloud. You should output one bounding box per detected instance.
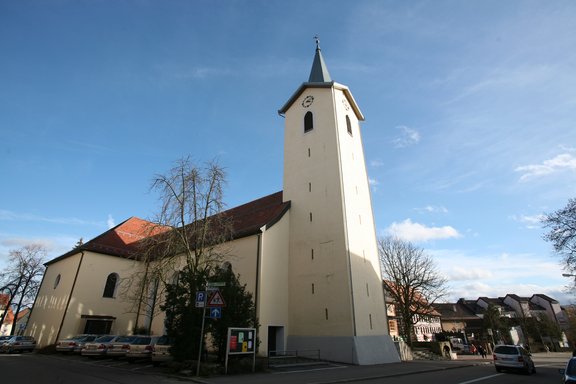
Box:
[415,205,449,214]
[107,214,115,229]
[368,178,379,186]
[385,219,460,242]
[0,209,103,226]
[370,159,384,167]
[510,214,545,229]
[515,153,576,182]
[392,125,421,148]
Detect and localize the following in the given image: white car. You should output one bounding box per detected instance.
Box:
[151,336,173,366]
[81,335,120,357]
[0,335,36,353]
[125,336,160,363]
[493,344,536,374]
[55,334,99,353]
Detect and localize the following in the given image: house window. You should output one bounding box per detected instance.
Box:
[304,111,313,132]
[54,274,61,289]
[103,273,119,298]
[346,115,352,136]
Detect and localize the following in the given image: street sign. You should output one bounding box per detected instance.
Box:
[207,290,226,307]
[209,307,222,319]
[207,281,226,287]
[195,291,207,308]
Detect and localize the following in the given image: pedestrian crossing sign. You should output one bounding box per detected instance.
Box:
[207,290,226,307]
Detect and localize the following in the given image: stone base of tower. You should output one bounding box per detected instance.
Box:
[287,335,401,365]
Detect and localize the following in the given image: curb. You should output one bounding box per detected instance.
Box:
[309,361,493,384]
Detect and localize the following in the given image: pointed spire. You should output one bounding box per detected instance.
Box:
[308,36,332,83]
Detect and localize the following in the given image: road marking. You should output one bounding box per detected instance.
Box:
[457,373,503,384]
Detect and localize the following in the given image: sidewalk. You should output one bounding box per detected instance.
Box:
[191,355,494,384]
[177,351,571,384]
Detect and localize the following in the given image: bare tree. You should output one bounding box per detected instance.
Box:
[0,244,46,335]
[378,236,448,345]
[542,198,576,276]
[124,157,232,335]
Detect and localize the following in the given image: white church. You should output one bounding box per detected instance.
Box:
[25,43,400,365]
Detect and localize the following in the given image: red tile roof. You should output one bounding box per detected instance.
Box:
[47,191,290,265]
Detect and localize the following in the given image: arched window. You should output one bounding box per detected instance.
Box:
[346,115,352,136]
[54,274,61,289]
[304,111,313,133]
[103,273,119,298]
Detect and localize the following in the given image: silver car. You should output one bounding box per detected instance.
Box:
[106,335,139,358]
[0,335,36,353]
[55,334,99,353]
[493,344,536,374]
[81,335,120,357]
[125,336,160,363]
[151,335,174,366]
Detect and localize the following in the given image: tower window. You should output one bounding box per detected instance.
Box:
[325,308,329,320]
[308,148,311,157]
[103,273,119,298]
[309,212,313,222]
[309,182,312,192]
[346,115,352,136]
[311,248,314,260]
[304,111,314,133]
[312,283,315,294]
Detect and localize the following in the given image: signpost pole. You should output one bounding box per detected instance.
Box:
[196,292,207,376]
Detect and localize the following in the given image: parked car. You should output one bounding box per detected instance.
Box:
[493,344,536,374]
[125,335,160,363]
[0,335,36,353]
[560,357,576,383]
[151,335,173,366]
[106,335,139,358]
[81,335,120,357]
[55,334,100,353]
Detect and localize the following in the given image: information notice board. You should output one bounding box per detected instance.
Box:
[225,327,256,374]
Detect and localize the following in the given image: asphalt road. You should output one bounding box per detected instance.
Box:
[0,351,570,384]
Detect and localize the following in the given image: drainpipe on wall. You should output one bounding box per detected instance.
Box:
[55,251,85,342]
[254,229,263,324]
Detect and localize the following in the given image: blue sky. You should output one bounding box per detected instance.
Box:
[1,0,575,303]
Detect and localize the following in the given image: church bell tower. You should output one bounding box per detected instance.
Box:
[278,40,399,364]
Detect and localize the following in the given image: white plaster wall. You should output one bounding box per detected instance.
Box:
[26,252,82,347]
[258,212,290,355]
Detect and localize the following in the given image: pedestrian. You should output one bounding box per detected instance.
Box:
[443,344,451,358]
[478,345,487,358]
[470,344,477,355]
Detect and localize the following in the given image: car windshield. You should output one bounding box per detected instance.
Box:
[133,337,151,345]
[115,336,136,343]
[156,336,172,345]
[494,346,519,355]
[94,335,116,342]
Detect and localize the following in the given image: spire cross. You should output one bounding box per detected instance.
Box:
[314,35,320,50]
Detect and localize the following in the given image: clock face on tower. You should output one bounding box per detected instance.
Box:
[301,95,314,108]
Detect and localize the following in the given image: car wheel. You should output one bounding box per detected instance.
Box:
[495,366,502,373]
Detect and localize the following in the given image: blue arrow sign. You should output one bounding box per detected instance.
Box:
[209,307,222,319]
